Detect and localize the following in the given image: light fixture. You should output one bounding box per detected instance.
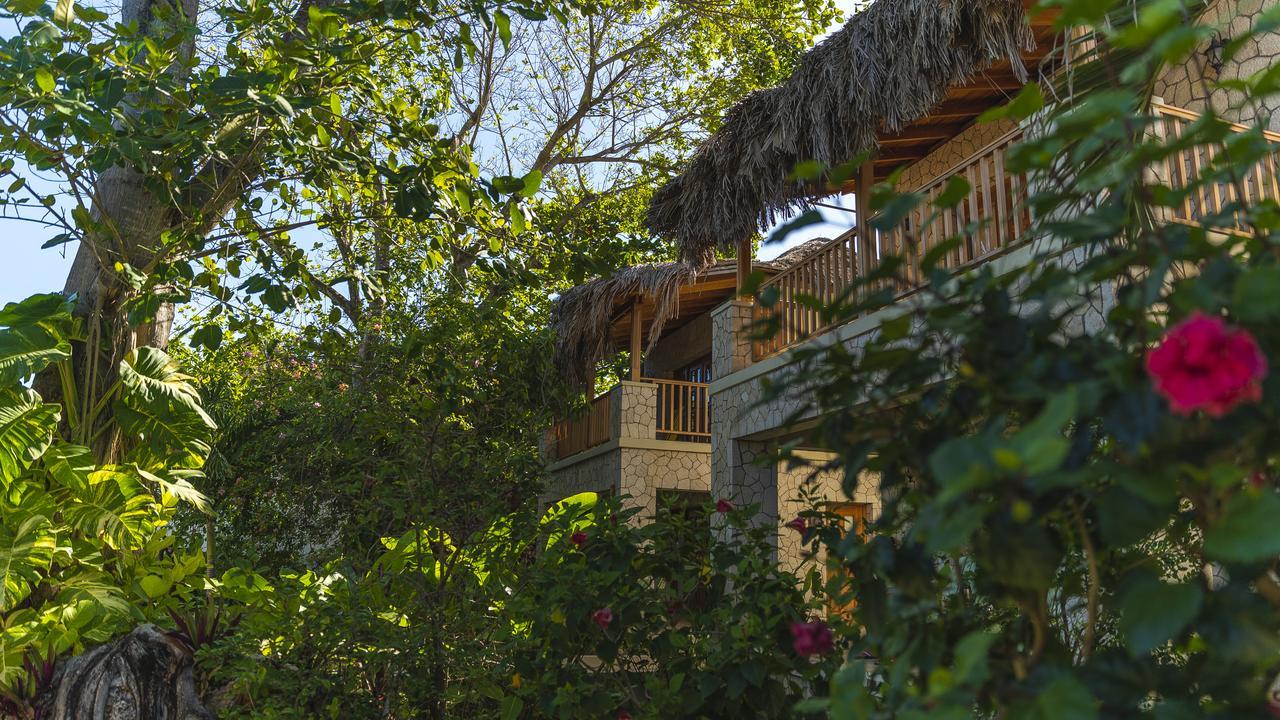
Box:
[1204,33,1228,75]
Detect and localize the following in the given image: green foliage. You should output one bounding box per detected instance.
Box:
[201,496,846,718]
[0,294,213,706]
[762,0,1280,715]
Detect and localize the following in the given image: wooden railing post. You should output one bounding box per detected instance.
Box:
[855,159,876,281]
[736,236,752,296]
[629,298,643,381]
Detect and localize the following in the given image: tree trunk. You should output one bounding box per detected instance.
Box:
[37,625,214,720]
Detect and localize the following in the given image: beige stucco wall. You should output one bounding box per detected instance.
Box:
[1154,0,1280,130]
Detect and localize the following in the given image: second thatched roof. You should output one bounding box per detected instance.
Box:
[646,0,1035,267]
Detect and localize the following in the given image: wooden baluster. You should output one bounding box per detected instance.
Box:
[993,147,1009,250]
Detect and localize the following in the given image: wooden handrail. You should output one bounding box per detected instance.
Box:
[550,391,613,460]
[647,378,711,441]
[753,126,1028,360]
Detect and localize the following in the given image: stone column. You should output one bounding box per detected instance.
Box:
[711,299,754,380]
[616,381,656,440]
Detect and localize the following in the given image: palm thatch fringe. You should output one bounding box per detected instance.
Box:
[551,262,701,388]
[646,0,1035,267]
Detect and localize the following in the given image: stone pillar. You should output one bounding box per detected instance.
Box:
[711,299,754,380]
[713,435,779,554]
[616,381,656,440]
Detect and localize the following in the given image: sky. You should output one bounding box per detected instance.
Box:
[0,0,860,307]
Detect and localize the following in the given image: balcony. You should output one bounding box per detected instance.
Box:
[750,102,1280,360]
[548,378,710,462]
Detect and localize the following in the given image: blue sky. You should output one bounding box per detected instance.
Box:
[0,0,858,307]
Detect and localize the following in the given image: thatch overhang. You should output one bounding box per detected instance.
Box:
[646,0,1060,267]
[550,241,834,386]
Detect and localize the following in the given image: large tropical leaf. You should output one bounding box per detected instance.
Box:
[44,442,94,492]
[58,468,157,551]
[0,514,55,612]
[0,388,60,484]
[114,348,216,468]
[137,466,211,514]
[0,293,75,386]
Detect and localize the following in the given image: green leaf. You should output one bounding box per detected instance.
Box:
[34,68,55,93]
[978,82,1043,123]
[1036,674,1097,720]
[499,695,522,720]
[59,468,156,550]
[0,514,55,611]
[935,175,971,209]
[520,169,543,196]
[1232,264,1280,322]
[0,388,60,484]
[44,442,93,491]
[114,348,216,468]
[1007,389,1077,475]
[0,321,72,386]
[494,9,511,49]
[138,574,170,599]
[52,0,72,24]
[1203,490,1280,563]
[1118,574,1202,656]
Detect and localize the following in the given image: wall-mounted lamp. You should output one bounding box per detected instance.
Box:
[1204,33,1229,75]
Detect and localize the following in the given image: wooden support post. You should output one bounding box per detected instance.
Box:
[855,160,876,279]
[629,298,643,381]
[736,236,752,295]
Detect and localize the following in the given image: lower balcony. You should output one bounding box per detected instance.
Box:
[542,379,712,520]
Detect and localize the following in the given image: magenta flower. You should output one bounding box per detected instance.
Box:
[715,499,735,513]
[785,517,806,534]
[790,620,834,656]
[570,531,587,548]
[1146,312,1267,416]
[592,607,613,630]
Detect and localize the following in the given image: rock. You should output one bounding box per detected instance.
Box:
[39,624,214,720]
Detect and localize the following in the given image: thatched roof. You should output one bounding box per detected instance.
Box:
[646,0,1036,267]
[551,262,701,388]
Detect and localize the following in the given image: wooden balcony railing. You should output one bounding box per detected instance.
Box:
[1153,101,1280,234]
[651,378,710,442]
[551,391,613,460]
[753,126,1028,359]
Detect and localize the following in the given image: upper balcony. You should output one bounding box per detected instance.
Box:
[748,101,1280,360]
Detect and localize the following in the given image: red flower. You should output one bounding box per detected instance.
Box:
[617,712,633,720]
[790,620,834,657]
[785,517,806,533]
[592,607,613,630]
[1146,312,1267,417]
[570,530,587,548]
[715,498,735,513]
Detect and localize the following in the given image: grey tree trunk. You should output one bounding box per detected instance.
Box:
[56,0,196,460]
[38,625,214,720]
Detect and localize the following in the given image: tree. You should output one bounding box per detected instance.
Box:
[0,0,559,460]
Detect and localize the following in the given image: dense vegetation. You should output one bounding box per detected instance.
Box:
[2,0,1280,715]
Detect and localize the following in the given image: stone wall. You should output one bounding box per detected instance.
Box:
[896,117,1018,192]
[1153,0,1280,130]
[619,446,712,522]
[775,451,883,575]
[542,448,621,509]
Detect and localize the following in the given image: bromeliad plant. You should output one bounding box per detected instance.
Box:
[0,293,214,713]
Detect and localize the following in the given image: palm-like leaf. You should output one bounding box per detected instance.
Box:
[114,348,217,468]
[0,294,75,387]
[58,469,157,551]
[0,388,60,485]
[0,514,55,612]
